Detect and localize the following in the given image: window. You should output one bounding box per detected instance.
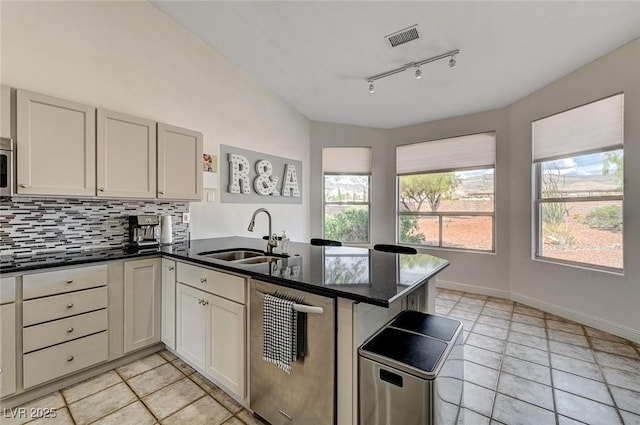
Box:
[323,147,371,244]
[533,93,624,271]
[396,132,496,251]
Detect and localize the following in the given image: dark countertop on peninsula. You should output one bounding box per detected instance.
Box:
[0,237,450,307]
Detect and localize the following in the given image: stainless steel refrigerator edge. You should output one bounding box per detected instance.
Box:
[249,280,336,425]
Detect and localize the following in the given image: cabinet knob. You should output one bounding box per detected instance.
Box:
[66,303,74,309]
[19,183,28,188]
[67,327,74,333]
[203,300,209,306]
[98,188,105,192]
[66,279,73,284]
[197,299,203,305]
[168,266,174,271]
[200,277,207,283]
[159,191,165,195]
[67,356,74,362]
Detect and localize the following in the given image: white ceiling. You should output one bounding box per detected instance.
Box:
[152,1,640,129]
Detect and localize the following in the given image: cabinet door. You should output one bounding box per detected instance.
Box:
[97,109,156,198]
[1,303,16,397]
[16,90,95,196]
[161,259,176,350]
[205,294,246,398]
[176,283,206,370]
[124,259,161,353]
[157,123,203,200]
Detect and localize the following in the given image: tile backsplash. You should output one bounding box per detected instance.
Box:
[0,197,189,255]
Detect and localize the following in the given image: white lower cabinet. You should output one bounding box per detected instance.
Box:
[175,262,247,399]
[176,283,206,369]
[1,303,16,397]
[124,259,161,353]
[161,259,177,350]
[205,293,245,397]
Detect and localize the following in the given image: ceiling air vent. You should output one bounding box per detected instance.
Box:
[385,25,420,48]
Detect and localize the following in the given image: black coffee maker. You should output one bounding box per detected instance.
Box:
[128,215,160,249]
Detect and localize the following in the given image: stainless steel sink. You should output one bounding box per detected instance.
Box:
[197,249,264,261]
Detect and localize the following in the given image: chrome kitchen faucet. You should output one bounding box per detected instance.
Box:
[247,208,278,253]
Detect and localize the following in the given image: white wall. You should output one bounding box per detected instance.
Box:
[0,1,310,241]
[507,39,640,340]
[310,39,640,341]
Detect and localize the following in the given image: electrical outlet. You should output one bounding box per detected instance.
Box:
[182,212,190,224]
[407,293,420,311]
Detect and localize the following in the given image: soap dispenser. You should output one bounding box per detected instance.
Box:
[280,230,290,254]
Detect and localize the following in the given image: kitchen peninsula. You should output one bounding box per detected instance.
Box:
[1,237,449,424]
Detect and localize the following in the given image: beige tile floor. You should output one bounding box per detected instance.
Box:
[436,288,640,425]
[4,289,640,425]
[2,350,266,425]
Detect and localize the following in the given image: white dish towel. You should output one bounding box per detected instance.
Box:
[262,293,297,374]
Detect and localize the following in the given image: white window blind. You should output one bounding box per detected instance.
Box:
[323,147,372,174]
[396,132,496,175]
[533,93,624,162]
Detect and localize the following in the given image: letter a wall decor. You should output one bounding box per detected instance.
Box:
[220,144,303,204]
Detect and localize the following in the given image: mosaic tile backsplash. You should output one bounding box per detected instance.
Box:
[0,197,189,255]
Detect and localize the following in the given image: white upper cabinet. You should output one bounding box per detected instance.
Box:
[157,123,203,200]
[97,109,157,198]
[16,89,96,196]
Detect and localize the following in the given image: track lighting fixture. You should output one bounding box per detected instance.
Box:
[365,49,459,93]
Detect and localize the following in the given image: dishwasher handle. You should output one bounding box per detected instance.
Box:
[255,290,324,315]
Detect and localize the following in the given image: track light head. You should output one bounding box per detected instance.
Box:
[414,67,422,80]
[368,82,375,94]
[449,55,457,69]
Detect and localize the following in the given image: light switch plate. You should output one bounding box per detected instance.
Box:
[182,212,190,224]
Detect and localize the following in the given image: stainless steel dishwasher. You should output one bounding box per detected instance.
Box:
[249,279,336,425]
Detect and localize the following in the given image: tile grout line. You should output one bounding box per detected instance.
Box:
[544,314,560,425]
[484,297,509,424]
[585,326,627,425]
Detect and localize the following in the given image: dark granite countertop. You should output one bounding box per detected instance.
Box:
[0,237,449,307]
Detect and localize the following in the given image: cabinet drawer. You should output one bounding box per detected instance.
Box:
[23,331,108,389]
[177,262,245,304]
[23,309,108,353]
[23,265,107,299]
[0,276,16,304]
[23,286,108,326]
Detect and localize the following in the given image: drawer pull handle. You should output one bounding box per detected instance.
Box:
[200,277,207,283]
[203,300,209,306]
[159,191,165,195]
[168,266,174,271]
[67,303,74,309]
[19,183,28,188]
[66,279,74,284]
[67,327,74,333]
[67,356,74,362]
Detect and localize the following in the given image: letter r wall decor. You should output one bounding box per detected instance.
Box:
[220,144,303,204]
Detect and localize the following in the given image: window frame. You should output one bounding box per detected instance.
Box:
[533,149,624,273]
[396,164,496,253]
[322,172,372,245]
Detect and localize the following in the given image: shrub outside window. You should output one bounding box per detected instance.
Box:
[533,93,624,272]
[322,147,372,244]
[324,175,370,243]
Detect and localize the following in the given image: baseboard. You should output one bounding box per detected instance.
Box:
[511,292,640,344]
[435,279,640,344]
[436,279,510,299]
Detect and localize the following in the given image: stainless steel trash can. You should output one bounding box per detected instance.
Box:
[359,311,464,425]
